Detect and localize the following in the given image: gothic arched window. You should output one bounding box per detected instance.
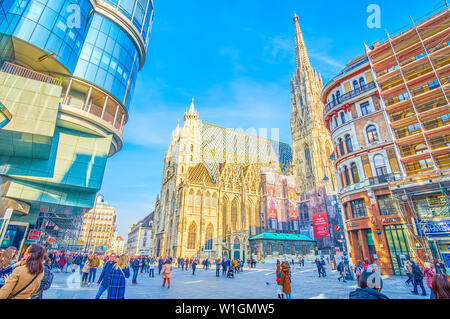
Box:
[231,198,238,231]
[187,222,197,250]
[305,146,313,172]
[338,138,345,156]
[336,91,341,103]
[222,198,228,241]
[205,224,213,250]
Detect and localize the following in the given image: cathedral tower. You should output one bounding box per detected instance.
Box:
[290,14,335,193]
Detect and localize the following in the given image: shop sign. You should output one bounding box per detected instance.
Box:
[382,217,403,223]
[415,219,450,237]
[348,221,358,227]
[27,230,41,241]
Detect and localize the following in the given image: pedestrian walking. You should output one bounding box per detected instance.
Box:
[161,259,173,288]
[0,246,18,289]
[149,258,155,278]
[276,261,284,299]
[81,256,91,286]
[107,255,130,299]
[280,262,292,299]
[31,254,53,299]
[315,258,322,278]
[215,258,221,277]
[88,254,100,286]
[431,274,450,299]
[222,258,227,276]
[411,260,427,296]
[404,260,413,286]
[0,244,45,299]
[337,260,346,282]
[320,258,327,277]
[423,262,436,299]
[349,270,389,299]
[131,256,140,285]
[158,258,164,275]
[96,253,117,299]
[192,258,197,275]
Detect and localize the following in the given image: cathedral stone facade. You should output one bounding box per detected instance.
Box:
[151,101,295,260]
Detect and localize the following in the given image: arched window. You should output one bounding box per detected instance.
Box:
[266,243,272,255]
[343,165,350,186]
[351,162,360,183]
[359,77,366,88]
[278,244,284,255]
[231,198,238,231]
[205,224,213,250]
[187,222,197,249]
[305,146,313,172]
[336,91,341,103]
[366,125,379,143]
[374,155,388,177]
[338,138,345,156]
[205,192,211,208]
[212,193,217,208]
[195,191,201,206]
[222,198,228,241]
[353,80,359,90]
[332,94,336,104]
[345,134,353,153]
[340,112,346,125]
[190,144,194,152]
[333,116,338,128]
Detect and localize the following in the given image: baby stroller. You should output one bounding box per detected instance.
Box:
[226,267,234,278]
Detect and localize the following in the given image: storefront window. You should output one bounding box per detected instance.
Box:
[384,224,413,275]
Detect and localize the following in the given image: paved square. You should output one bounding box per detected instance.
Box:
[44,262,431,299]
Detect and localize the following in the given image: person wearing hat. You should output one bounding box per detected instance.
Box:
[349,270,389,299]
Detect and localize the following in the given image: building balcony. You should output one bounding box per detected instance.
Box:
[324,81,377,115]
[368,173,398,186]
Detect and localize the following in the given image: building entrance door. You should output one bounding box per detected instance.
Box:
[234,251,240,260]
[384,224,413,275]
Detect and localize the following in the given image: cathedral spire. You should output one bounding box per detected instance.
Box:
[293,14,311,72]
[184,97,199,121]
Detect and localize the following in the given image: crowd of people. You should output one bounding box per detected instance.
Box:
[1,245,449,299]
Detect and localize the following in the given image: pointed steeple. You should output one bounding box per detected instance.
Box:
[184,97,199,121]
[293,14,311,72]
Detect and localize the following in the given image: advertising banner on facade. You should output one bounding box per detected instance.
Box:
[27,230,41,241]
[312,213,330,238]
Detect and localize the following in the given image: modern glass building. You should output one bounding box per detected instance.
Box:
[0,0,153,253]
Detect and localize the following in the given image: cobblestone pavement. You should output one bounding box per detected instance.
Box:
[44,263,431,299]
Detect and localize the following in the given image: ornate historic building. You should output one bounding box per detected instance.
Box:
[290,14,335,193]
[151,100,301,260]
[290,15,341,257]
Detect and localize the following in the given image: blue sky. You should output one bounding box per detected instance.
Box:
[100,0,445,237]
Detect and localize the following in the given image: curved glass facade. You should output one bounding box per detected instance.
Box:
[0,0,151,110]
[103,0,153,46]
[0,0,93,73]
[74,13,139,109]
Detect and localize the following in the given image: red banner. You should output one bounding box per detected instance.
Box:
[312,213,330,238]
[267,185,277,219]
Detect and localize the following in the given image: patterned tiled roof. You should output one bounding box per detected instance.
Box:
[199,122,292,182]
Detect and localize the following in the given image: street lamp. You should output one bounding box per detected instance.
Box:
[323,169,354,281]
